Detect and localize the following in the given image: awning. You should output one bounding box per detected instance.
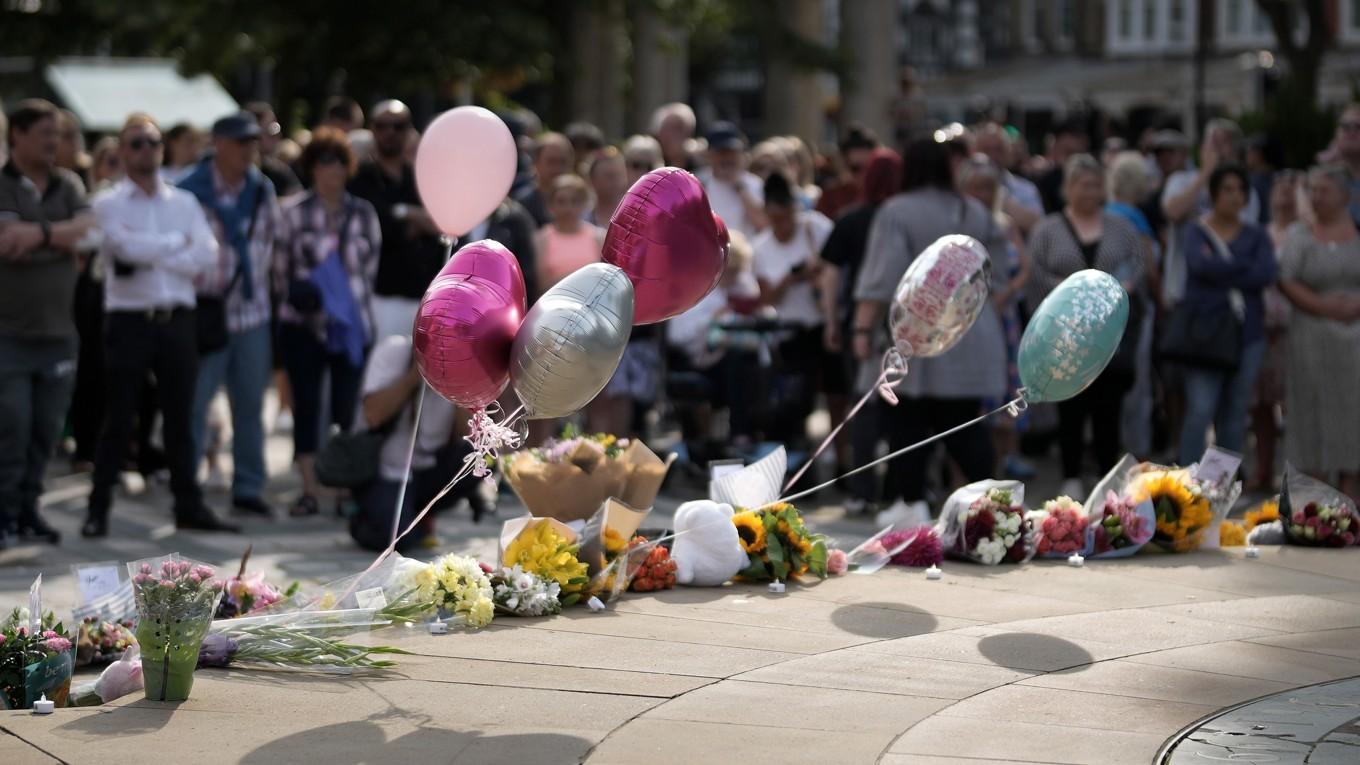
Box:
[45,57,239,133]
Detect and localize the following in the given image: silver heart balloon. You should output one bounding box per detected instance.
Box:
[511,263,635,419]
[888,234,992,359]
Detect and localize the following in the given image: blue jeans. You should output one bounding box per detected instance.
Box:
[0,336,76,528]
[1179,339,1266,466]
[192,324,271,500]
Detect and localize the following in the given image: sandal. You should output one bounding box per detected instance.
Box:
[290,495,320,517]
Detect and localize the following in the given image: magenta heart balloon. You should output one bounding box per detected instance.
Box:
[413,240,527,410]
[603,167,726,325]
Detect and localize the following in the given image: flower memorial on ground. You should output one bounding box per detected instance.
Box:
[879,526,944,568]
[501,519,591,607]
[1285,501,1359,547]
[408,553,496,628]
[1133,469,1213,552]
[492,566,562,616]
[629,544,677,592]
[732,503,829,581]
[1,608,74,710]
[76,618,135,667]
[1091,491,1154,556]
[938,483,1031,565]
[1034,496,1088,556]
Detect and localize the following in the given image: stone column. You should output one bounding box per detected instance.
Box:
[570,0,626,139]
[839,0,897,141]
[764,0,826,142]
[631,3,689,135]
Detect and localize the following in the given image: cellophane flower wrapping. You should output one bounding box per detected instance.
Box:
[732,503,829,581]
[880,526,944,568]
[1030,497,1090,558]
[499,517,590,607]
[406,554,495,628]
[843,527,930,573]
[1279,464,1360,548]
[70,645,143,706]
[202,609,410,674]
[578,499,653,601]
[1081,454,1156,559]
[255,553,433,623]
[215,571,294,620]
[0,608,75,710]
[127,554,223,701]
[1126,463,1215,553]
[935,480,1033,565]
[502,432,673,523]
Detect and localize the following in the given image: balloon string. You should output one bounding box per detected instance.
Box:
[464,403,524,481]
[781,350,908,494]
[389,385,428,547]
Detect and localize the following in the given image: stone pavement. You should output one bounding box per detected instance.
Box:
[1,430,1354,764]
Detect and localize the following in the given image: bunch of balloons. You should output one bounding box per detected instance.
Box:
[410,107,729,423]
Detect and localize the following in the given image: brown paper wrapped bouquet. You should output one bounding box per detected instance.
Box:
[502,430,674,523]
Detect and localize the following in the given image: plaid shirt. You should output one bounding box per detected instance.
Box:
[274,192,382,345]
[192,166,281,333]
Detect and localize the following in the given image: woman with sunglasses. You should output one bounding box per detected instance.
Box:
[275,127,382,517]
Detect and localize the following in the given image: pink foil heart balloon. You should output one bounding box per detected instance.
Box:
[603,167,726,325]
[413,240,527,410]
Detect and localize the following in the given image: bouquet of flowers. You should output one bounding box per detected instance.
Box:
[1129,467,1214,553]
[1032,497,1089,557]
[407,553,495,628]
[492,566,563,616]
[214,546,298,620]
[629,544,677,592]
[1280,464,1360,548]
[936,481,1032,565]
[199,618,409,673]
[731,503,829,582]
[502,428,674,522]
[499,517,590,607]
[578,499,653,600]
[1219,520,1247,547]
[76,617,136,667]
[879,526,944,568]
[1090,491,1155,557]
[129,554,223,701]
[1246,499,1280,531]
[1,608,74,710]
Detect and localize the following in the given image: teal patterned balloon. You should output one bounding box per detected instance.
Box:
[1018,269,1129,403]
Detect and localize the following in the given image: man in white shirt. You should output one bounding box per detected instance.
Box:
[696,122,767,240]
[1160,119,1261,306]
[82,114,236,538]
[972,123,1042,234]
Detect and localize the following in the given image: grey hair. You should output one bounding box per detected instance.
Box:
[1205,118,1243,152]
[1107,151,1150,202]
[1063,153,1104,187]
[649,102,696,136]
[622,134,662,167]
[1308,163,1353,194]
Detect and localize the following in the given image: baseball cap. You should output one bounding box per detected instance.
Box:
[212,112,262,140]
[705,121,747,151]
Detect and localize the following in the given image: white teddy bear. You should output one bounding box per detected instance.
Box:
[670,500,748,586]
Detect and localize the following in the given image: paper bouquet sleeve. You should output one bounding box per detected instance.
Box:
[1279,464,1359,547]
[1081,454,1155,559]
[504,440,673,523]
[934,479,1033,565]
[497,516,580,567]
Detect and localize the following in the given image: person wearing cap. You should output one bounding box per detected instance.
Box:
[0,98,97,550]
[179,110,283,519]
[696,121,766,239]
[245,102,301,198]
[348,99,445,341]
[81,113,233,538]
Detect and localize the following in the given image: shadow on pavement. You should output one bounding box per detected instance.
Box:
[977,632,1094,672]
[239,720,593,765]
[830,601,939,639]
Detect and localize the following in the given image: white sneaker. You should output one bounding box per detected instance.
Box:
[205,465,231,491]
[1059,478,1085,503]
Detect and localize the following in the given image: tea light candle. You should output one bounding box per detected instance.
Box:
[1067,553,1085,567]
[427,621,448,635]
[1245,547,1260,559]
[768,580,786,594]
[925,565,942,580]
[32,694,54,714]
[587,596,606,612]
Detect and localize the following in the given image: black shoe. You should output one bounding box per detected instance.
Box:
[81,514,108,538]
[232,496,273,517]
[175,509,242,533]
[17,515,61,545]
[0,526,9,550]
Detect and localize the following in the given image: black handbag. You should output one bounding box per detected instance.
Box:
[315,411,400,490]
[1157,224,1243,370]
[195,269,240,354]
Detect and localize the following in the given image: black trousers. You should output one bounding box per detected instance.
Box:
[882,396,994,504]
[278,322,363,457]
[1057,370,1131,480]
[88,310,201,519]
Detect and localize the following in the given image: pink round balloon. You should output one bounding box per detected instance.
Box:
[602,167,725,325]
[713,212,730,254]
[413,240,527,409]
[414,106,517,237]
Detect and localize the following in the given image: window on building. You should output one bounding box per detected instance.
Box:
[1226,0,1243,36]
[1119,0,1133,39]
[1253,5,1269,35]
[1060,0,1075,40]
[1169,0,1185,42]
[1144,0,1158,42]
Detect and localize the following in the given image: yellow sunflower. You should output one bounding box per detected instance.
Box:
[1219,520,1247,547]
[1244,500,1280,530]
[1137,471,1211,543]
[732,511,767,554]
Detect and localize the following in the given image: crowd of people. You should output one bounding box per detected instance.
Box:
[1,93,1358,551]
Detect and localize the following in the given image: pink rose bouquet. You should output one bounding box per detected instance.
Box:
[1034,497,1089,556]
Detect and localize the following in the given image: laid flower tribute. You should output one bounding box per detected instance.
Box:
[129,555,223,701]
[1130,468,1213,553]
[629,544,677,592]
[1,608,74,710]
[198,624,409,672]
[879,526,944,568]
[936,481,1032,565]
[76,617,136,667]
[731,503,829,581]
[492,566,563,616]
[1032,497,1088,557]
[216,572,297,620]
[502,428,673,523]
[1091,492,1155,557]
[578,499,654,600]
[408,553,495,628]
[1219,520,1247,547]
[1279,464,1360,548]
[499,517,590,607]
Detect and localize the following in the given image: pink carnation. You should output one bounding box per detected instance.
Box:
[881,526,944,568]
[827,549,849,576]
[42,637,72,654]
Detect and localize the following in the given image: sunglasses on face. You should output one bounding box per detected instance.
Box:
[374,121,410,133]
[127,137,163,151]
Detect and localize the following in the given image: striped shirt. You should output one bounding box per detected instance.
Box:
[274,191,383,345]
[192,166,281,333]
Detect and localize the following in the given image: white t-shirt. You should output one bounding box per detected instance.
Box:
[751,211,833,328]
[361,336,458,483]
[1160,169,1261,305]
[697,169,764,240]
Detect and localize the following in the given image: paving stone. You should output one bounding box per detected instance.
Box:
[936,683,1217,734]
[1019,659,1298,707]
[734,649,1033,699]
[586,718,886,764]
[1121,640,1360,685]
[886,715,1168,764]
